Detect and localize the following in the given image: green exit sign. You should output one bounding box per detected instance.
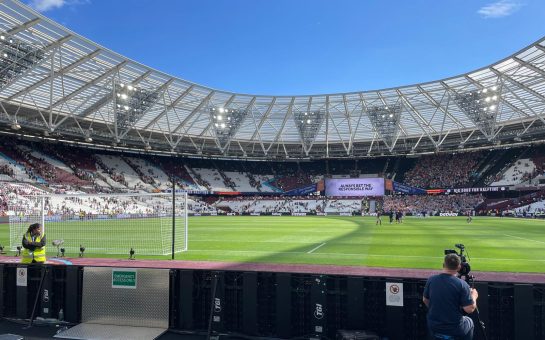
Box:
[112,269,137,289]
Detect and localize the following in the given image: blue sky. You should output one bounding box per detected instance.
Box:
[25,0,545,95]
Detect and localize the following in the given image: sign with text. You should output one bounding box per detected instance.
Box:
[16,267,27,287]
[386,282,403,306]
[112,269,137,289]
[325,178,385,197]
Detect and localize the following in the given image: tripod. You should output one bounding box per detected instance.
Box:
[461,274,487,340]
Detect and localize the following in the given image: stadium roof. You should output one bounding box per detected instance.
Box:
[0,0,545,159]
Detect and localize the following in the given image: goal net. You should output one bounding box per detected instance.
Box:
[8,192,188,256]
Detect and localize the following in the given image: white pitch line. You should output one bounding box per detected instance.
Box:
[307,243,326,254]
[186,249,545,262]
[504,234,545,245]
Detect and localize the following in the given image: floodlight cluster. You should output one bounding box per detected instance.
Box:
[293,110,325,151]
[367,105,402,148]
[209,107,248,148]
[114,82,159,132]
[0,32,44,88]
[454,85,501,138]
[299,111,318,125]
[211,107,237,130]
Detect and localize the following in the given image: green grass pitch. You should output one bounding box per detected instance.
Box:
[3,216,545,273]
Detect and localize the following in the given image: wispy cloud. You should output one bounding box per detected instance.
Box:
[28,0,89,12]
[478,0,522,18]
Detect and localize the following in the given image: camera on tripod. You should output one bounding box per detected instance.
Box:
[444,243,472,280]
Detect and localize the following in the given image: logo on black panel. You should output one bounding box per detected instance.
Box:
[313,303,324,319]
[214,298,221,313]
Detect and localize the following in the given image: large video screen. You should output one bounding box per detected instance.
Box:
[325,178,385,197]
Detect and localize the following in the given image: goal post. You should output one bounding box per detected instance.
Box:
[8,192,188,256]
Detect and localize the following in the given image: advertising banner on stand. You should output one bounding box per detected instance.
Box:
[325,178,385,197]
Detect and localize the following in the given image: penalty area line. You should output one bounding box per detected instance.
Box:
[307,242,326,254]
[504,234,545,245]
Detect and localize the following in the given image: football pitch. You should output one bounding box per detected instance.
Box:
[3,216,545,273]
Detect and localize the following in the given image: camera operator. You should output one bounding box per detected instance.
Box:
[422,253,479,340]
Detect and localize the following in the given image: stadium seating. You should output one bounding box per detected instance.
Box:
[490,158,537,186]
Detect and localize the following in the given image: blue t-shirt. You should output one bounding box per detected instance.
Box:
[423,273,474,335]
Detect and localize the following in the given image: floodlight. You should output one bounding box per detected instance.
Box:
[120,94,128,100]
[490,105,496,110]
[217,115,223,121]
[492,95,497,101]
[129,248,135,260]
[120,83,124,87]
[220,123,226,128]
[214,123,218,127]
[144,144,152,151]
[385,106,389,109]
[306,119,311,124]
[2,53,6,58]
[0,35,4,40]
[11,122,21,130]
[492,86,497,91]
[127,85,134,91]
[389,114,393,118]
[79,245,85,258]
[304,112,308,116]
[483,88,488,93]
[85,137,93,142]
[218,108,224,113]
[52,240,64,258]
[123,105,129,110]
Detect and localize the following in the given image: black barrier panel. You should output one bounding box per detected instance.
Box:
[256,272,276,337]
[535,287,545,340]
[192,270,212,330]
[325,276,348,338]
[276,273,291,338]
[290,274,313,337]
[177,269,194,330]
[310,275,327,337]
[0,264,544,340]
[223,271,242,333]
[362,278,387,334]
[514,284,534,340]
[64,266,81,323]
[403,280,427,340]
[346,276,364,329]
[242,272,257,335]
[385,279,404,339]
[474,282,489,340]
[488,284,515,340]
[0,265,4,317]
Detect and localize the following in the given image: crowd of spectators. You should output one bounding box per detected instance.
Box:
[404,153,483,189]
[95,157,128,187]
[123,157,155,185]
[487,157,545,185]
[0,164,14,177]
[383,194,484,215]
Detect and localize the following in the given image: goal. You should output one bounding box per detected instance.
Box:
[8,192,188,256]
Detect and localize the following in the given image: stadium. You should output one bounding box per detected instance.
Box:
[0,0,543,339]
